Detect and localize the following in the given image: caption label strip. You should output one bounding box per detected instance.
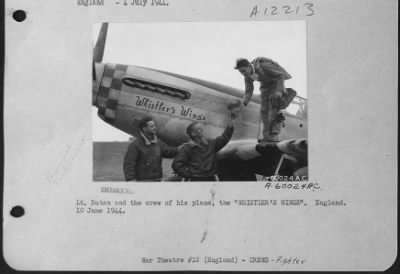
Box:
[76,197,346,215]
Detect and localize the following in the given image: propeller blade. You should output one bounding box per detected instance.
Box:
[92,61,96,81]
[93,23,108,63]
[93,23,108,80]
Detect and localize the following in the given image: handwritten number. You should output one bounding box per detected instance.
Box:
[283,5,293,14]
[249,3,315,17]
[304,3,315,16]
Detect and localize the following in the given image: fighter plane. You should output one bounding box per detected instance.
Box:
[92,23,308,181]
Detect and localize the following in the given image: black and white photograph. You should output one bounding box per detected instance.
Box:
[92,21,308,182]
[3,0,397,271]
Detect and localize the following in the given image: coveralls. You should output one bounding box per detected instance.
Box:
[242,57,292,142]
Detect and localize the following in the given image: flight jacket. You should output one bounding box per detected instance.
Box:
[172,126,234,179]
[123,133,178,181]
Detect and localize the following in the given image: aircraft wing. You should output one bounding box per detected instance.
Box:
[216,138,308,181]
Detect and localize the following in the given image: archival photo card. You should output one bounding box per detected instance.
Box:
[92,21,308,183]
[2,0,397,271]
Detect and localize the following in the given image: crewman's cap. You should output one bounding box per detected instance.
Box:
[234,58,250,69]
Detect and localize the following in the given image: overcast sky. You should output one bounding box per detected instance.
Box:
[92,21,307,141]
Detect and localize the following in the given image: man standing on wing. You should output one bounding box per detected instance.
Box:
[123,116,178,182]
[172,114,236,181]
[234,57,295,143]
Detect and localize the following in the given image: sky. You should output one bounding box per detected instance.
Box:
[92,21,307,141]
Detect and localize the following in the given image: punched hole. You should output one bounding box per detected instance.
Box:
[10,206,25,217]
[12,10,26,22]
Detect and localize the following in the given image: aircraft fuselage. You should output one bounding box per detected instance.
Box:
[92,62,307,146]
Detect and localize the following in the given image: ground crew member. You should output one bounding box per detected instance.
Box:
[234,57,295,142]
[123,116,178,182]
[172,114,235,181]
